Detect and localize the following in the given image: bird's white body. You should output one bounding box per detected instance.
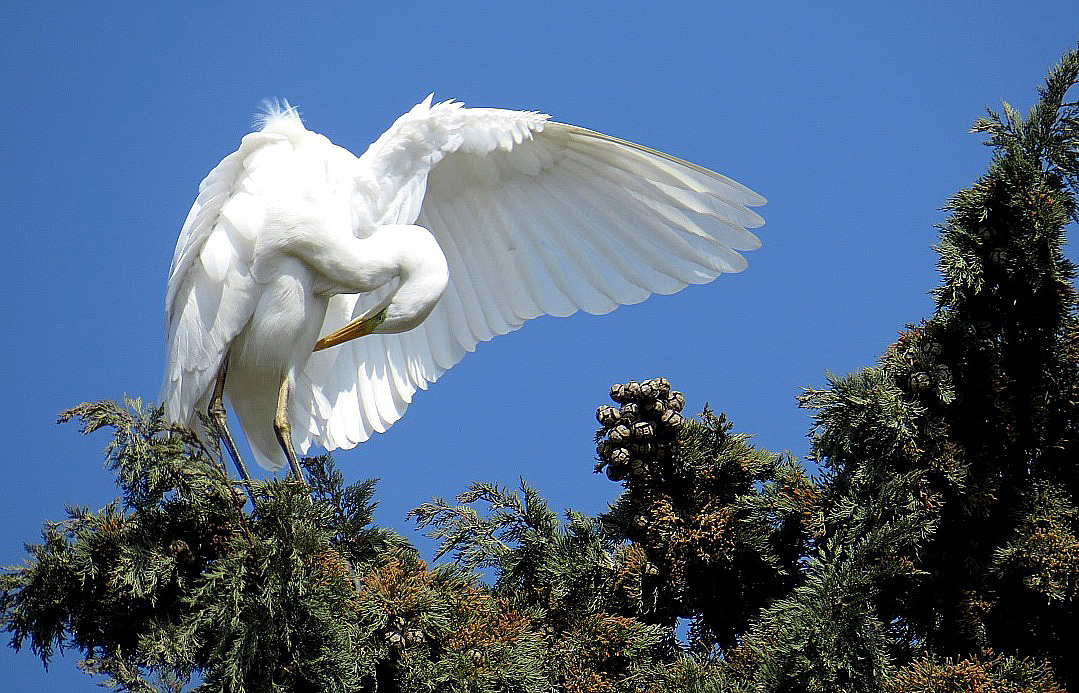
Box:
[163,97,765,471]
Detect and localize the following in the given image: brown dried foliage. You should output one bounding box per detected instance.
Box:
[308,549,356,595]
[445,589,533,650]
[643,495,738,585]
[554,613,651,693]
[1016,526,1079,599]
[358,554,437,616]
[888,650,1066,693]
[781,481,825,538]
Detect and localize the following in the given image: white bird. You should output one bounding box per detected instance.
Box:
[162,96,765,487]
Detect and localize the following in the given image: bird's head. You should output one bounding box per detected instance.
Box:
[314,225,448,351]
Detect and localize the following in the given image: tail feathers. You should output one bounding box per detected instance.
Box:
[245,426,290,473]
[226,370,291,473]
[229,398,289,473]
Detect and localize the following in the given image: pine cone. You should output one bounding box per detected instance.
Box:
[660,409,684,431]
[404,628,426,645]
[607,447,630,464]
[608,424,631,444]
[910,372,931,391]
[667,391,685,412]
[606,463,627,482]
[645,399,668,416]
[168,539,194,565]
[632,421,656,440]
[624,381,643,400]
[620,402,640,422]
[610,383,629,403]
[596,405,621,426]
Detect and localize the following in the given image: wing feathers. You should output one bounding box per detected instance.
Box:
[294,99,764,455]
[495,182,579,317]
[162,131,289,425]
[554,164,732,277]
[517,183,622,313]
[423,205,501,339]
[503,179,615,316]
[557,150,763,249]
[560,126,766,206]
[528,174,653,305]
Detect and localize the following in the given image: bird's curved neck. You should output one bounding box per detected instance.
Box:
[264,216,448,337]
[368,225,449,333]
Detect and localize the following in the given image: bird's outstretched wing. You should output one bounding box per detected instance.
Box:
[162,129,290,425]
[293,96,765,453]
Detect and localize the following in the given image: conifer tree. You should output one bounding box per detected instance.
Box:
[734,44,1079,691]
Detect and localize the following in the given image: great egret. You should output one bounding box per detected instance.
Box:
[162,96,765,488]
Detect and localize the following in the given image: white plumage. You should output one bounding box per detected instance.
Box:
[162,96,765,473]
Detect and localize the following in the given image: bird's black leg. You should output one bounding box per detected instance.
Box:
[274,377,309,486]
[208,356,256,504]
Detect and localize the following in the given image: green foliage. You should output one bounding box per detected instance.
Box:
[3,400,381,691]
[1,402,556,691]
[413,481,673,691]
[787,43,1079,689]
[601,409,818,651]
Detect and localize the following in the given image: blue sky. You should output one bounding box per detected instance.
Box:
[2,2,1077,688]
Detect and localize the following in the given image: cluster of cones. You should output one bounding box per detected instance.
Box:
[594,378,685,483]
[383,615,426,650]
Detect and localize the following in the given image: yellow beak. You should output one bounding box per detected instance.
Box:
[313,309,388,352]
